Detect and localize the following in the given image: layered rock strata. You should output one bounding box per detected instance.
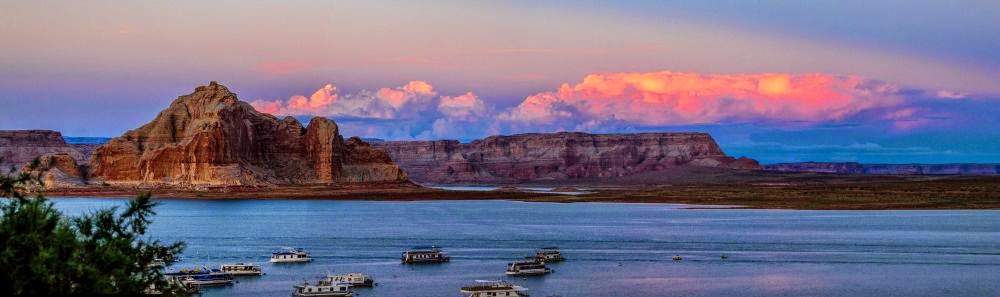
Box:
[370,132,760,183]
[87,81,407,186]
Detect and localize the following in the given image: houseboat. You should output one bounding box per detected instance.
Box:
[533,247,565,262]
[460,280,529,297]
[401,246,450,263]
[505,260,552,276]
[165,267,234,287]
[220,262,262,276]
[271,247,313,263]
[325,273,375,287]
[292,280,353,297]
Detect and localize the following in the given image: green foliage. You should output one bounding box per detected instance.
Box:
[0,159,187,296]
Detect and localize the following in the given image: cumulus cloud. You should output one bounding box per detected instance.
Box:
[250,80,444,120]
[438,92,487,120]
[251,71,965,140]
[497,72,904,132]
[250,81,491,139]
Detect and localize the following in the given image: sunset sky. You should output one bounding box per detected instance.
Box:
[2,0,999,163]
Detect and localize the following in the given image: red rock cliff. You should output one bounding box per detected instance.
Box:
[89,81,407,186]
[370,132,760,183]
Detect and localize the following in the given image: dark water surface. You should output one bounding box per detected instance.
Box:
[51,198,999,297]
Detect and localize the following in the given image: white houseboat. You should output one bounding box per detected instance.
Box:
[220,262,262,276]
[271,248,313,263]
[505,261,552,276]
[325,273,375,287]
[460,280,529,297]
[401,246,450,263]
[533,247,565,262]
[292,280,353,297]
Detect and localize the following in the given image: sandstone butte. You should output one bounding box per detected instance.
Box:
[370,132,761,183]
[17,81,409,188]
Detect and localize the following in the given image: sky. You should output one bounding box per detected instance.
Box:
[1,0,999,164]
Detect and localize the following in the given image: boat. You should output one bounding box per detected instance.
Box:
[672,255,683,261]
[460,280,529,297]
[505,260,552,276]
[401,246,450,263]
[165,267,234,287]
[220,262,262,276]
[271,247,313,263]
[143,276,200,295]
[292,279,353,297]
[533,247,565,262]
[325,273,375,287]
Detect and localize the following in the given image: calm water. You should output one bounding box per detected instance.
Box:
[51,198,999,297]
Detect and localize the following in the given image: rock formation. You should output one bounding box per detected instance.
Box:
[0,130,89,172]
[20,153,89,188]
[370,132,761,183]
[88,81,407,186]
[765,162,1000,175]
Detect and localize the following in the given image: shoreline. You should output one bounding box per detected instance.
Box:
[37,176,1000,210]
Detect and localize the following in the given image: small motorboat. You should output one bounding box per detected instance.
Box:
[672,255,683,261]
[165,266,234,287]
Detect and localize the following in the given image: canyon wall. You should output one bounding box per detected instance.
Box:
[0,130,91,187]
[87,81,407,186]
[765,162,1000,175]
[370,132,761,183]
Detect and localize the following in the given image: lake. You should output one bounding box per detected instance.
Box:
[51,198,999,297]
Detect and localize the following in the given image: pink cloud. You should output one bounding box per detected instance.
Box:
[936,90,968,99]
[251,80,455,121]
[499,71,903,126]
[254,60,318,75]
[438,92,487,121]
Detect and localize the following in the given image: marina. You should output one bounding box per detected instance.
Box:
[51,198,1000,297]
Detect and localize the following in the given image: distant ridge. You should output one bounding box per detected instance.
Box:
[64,137,111,145]
[765,162,999,175]
[371,132,761,183]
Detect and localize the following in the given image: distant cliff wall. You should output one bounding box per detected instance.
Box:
[0,130,88,170]
[765,162,1000,175]
[371,132,760,183]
